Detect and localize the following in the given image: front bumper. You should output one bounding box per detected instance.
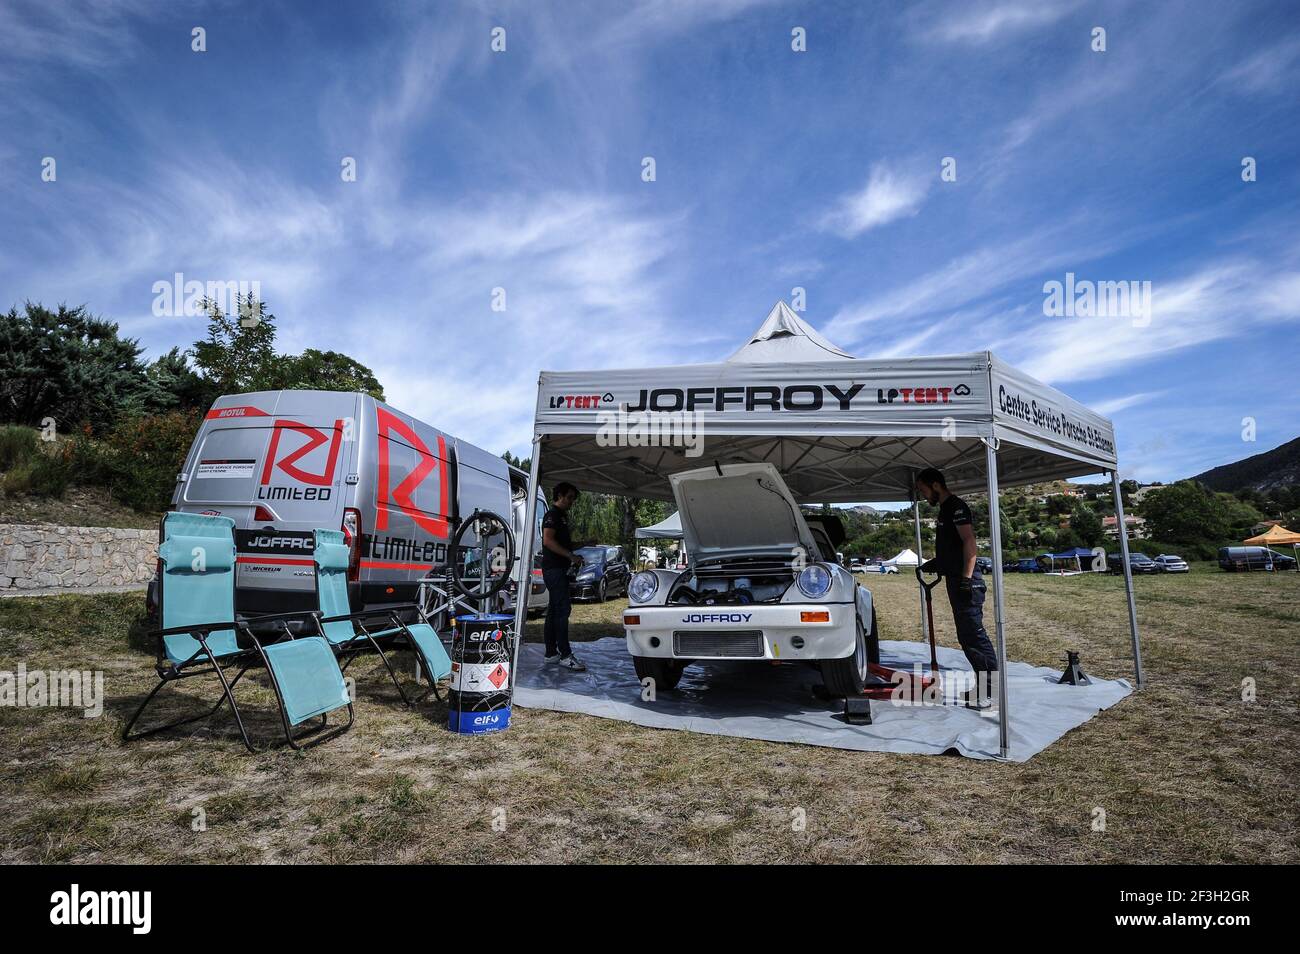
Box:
[571,578,603,599]
[623,602,856,661]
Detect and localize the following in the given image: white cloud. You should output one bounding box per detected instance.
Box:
[917,0,1078,45]
[1090,391,1168,417]
[819,163,930,239]
[1015,259,1300,384]
[1219,35,1300,94]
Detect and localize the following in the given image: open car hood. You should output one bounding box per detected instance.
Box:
[669,462,820,561]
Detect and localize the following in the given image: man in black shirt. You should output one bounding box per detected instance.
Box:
[915,467,998,708]
[540,481,588,671]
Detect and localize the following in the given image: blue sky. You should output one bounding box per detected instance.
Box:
[3,0,1298,485]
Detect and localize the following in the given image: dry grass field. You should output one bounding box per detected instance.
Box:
[1,565,1296,864]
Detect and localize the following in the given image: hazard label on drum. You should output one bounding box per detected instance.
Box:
[451,662,511,693]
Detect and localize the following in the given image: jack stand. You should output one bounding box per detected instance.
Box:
[1058,650,1091,686]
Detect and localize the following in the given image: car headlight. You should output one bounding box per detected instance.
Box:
[628,571,659,604]
[576,569,596,580]
[796,563,832,599]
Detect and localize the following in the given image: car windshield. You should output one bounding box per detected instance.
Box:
[576,546,606,565]
[1132,553,1151,561]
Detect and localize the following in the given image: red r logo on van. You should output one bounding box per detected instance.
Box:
[260,420,345,487]
[375,407,450,538]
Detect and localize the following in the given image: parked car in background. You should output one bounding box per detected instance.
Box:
[975,556,993,574]
[1153,554,1189,573]
[1015,558,1041,573]
[1218,546,1297,572]
[849,559,866,573]
[1108,552,1159,574]
[572,545,632,601]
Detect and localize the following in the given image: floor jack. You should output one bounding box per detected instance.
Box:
[824,573,945,725]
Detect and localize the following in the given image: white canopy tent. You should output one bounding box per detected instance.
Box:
[884,548,920,567]
[634,511,683,539]
[512,303,1143,759]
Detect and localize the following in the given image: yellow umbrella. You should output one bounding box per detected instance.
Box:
[1242,524,1300,571]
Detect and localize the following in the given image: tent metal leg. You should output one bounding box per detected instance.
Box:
[1110,470,1144,687]
[510,437,543,693]
[984,438,1010,759]
[912,497,929,645]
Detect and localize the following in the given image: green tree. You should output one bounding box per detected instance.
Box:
[269,349,385,399]
[1142,481,1241,545]
[1070,501,1105,547]
[0,302,151,433]
[190,296,278,394]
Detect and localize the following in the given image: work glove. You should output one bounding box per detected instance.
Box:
[919,558,939,575]
[956,576,974,596]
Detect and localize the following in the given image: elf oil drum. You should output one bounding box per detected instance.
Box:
[448,613,514,734]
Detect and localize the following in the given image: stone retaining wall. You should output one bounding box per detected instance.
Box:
[1,524,157,591]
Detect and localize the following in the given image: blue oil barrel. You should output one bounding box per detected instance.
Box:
[448,613,514,734]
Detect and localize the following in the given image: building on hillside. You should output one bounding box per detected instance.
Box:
[1250,519,1284,535]
[1102,514,1146,538]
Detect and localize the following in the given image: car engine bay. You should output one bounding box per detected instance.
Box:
[668,557,795,605]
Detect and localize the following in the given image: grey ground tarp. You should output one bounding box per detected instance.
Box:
[514,637,1132,762]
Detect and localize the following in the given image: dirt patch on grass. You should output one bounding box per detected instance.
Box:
[0,567,1296,863]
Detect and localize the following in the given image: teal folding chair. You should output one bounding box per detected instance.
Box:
[123,512,353,752]
[310,529,452,705]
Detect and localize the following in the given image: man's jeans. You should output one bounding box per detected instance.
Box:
[945,572,999,674]
[542,566,573,658]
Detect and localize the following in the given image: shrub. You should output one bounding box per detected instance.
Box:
[0,425,38,470]
[102,409,200,512]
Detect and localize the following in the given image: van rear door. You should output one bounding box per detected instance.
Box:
[177,392,360,610]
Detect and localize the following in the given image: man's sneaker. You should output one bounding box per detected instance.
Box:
[558,653,587,672]
[543,653,561,666]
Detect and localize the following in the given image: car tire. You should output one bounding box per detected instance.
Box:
[820,617,871,696]
[633,655,686,691]
[596,579,607,603]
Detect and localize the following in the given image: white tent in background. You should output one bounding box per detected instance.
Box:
[635,511,683,539]
[513,301,1144,759]
[884,548,920,567]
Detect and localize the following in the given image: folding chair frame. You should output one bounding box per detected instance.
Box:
[123,610,354,753]
[313,606,446,707]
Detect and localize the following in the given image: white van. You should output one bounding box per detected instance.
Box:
[155,390,541,629]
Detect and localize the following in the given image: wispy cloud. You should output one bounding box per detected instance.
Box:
[819,163,930,239]
[1015,257,1300,383]
[1218,34,1300,94]
[915,0,1078,45]
[1091,391,1168,417]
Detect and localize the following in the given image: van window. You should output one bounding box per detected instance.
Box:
[185,426,267,502]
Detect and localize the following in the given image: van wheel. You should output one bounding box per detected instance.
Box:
[633,656,686,691]
[820,618,870,696]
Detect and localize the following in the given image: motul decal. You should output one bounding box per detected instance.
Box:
[259,419,344,487]
[375,407,450,538]
[206,405,269,420]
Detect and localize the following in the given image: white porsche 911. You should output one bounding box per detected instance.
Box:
[623,462,880,694]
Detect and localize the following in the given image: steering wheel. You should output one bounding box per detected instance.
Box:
[449,509,516,601]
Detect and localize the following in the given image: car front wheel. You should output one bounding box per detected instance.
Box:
[633,655,686,691]
[820,616,873,696]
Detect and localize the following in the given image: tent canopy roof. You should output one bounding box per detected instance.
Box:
[635,511,683,539]
[533,305,1117,503]
[726,301,854,363]
[1243,524,1300,546]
